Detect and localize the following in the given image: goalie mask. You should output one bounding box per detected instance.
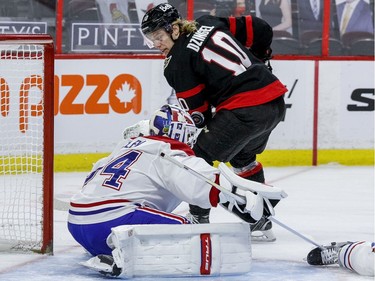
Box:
[149,105,198,147]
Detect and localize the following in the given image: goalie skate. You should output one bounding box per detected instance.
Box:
[185,205,210,224]
[185,212,210,224]
[81,255,121,277]
[307,241,350,265]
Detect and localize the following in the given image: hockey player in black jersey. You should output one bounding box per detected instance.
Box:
[141,3,287,241]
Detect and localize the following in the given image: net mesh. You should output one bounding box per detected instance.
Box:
[0,44,45,251]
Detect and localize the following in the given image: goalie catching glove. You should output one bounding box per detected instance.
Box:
[123,119,150,139]
[217,163,288,224]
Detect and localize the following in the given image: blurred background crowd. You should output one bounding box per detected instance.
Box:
[0,0,373,55]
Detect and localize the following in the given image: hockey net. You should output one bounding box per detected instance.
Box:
[0,35,54,254]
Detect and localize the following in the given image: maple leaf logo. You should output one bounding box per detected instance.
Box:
[115,82,136,103]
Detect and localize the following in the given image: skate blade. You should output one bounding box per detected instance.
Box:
[251,229,276,242]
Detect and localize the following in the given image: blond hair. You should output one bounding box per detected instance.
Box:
[173,18,199,34]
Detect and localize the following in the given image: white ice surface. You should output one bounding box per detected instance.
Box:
[0,165,374,281]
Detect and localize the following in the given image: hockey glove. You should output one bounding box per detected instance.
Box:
[218,173,268,223]
[218,163,287,223]
[123,119,150,139]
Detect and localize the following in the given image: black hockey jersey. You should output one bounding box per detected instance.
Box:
[164,15,287,128]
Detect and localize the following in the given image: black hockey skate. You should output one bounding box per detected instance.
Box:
[220,201,276,242]
[220,194,276,242]
[186,205,210,224]
[185,212,210,224]
[307,242,351,265]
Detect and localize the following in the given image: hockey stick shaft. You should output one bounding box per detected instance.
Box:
[160,152,324,250]
[268,217,324,249]
[160,152,246,204]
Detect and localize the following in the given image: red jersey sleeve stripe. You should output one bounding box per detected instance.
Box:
[139,206,189,224]
[216,80,287,111]
[228,16,236,36]
[245,16,253,48]
[187,101,210,115]
[177,84,206,98]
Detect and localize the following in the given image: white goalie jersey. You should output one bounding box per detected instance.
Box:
[68,136,220,225]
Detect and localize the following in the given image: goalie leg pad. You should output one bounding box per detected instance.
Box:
[105,223,252,278]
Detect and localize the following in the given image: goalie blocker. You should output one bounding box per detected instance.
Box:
[81,223,252,278]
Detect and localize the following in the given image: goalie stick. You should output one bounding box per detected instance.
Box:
[38,194,70,211]
[160,152,325,250]
[160,152,247,204]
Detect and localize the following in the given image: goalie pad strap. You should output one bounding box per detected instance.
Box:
[200,233,212,275]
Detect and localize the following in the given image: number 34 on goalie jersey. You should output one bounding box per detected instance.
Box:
[83,138,146,191]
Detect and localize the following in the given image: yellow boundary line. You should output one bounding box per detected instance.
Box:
[2,150,372,173]
[52,149,374,172]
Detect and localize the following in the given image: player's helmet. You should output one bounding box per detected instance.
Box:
[149,104,198,147]
[141,3,181,35]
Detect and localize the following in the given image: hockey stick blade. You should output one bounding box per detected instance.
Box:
[38,195,71,211]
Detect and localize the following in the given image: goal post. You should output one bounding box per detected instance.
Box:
[0,34,54,254]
